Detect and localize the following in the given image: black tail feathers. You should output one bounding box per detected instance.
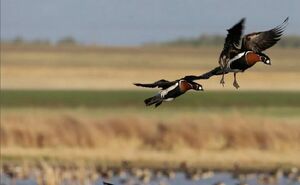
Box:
[144,94,163,107]
[155,102,162,107]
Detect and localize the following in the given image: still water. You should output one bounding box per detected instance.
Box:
[1,171,300,185]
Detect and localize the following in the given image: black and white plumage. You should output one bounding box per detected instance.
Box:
[219,17,288,87]
[199,51,271,81]
[185,17,288,89]
[134,79,203,107]
[220,17,288,68]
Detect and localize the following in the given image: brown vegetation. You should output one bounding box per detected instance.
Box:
[2,44,300,90]
[2,108,300,169]
[2,113,300,150]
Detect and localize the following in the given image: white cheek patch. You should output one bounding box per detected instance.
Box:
[266,60,270,64]
[198,86,203,90]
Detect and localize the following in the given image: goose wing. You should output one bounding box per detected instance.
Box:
[219,18,245,67]
[241,17,288,52]
[134,79,177,89]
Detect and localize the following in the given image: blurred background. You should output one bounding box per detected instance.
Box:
[1,1,300,185]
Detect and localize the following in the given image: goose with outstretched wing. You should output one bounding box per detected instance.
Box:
[134,79,203,107]
[185,17,289,89]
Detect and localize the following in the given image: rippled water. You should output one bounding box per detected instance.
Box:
[1,172,300,185]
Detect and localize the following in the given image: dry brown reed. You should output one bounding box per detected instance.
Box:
[2,112,300,151]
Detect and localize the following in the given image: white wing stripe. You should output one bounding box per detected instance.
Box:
[160,82,178,97]
[228,52,246,63]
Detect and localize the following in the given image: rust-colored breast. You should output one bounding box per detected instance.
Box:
[179,80,192,92]
[245,51,261,65]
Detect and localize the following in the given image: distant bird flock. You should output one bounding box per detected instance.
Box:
[135,17,289,107]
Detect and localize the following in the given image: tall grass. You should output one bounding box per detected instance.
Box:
[2,111,300,150]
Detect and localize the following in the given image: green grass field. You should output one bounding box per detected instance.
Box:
[2,90,300,108]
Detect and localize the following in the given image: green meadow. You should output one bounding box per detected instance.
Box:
[2,90,300,108]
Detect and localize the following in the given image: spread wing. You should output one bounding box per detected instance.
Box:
[134,79,177,90]
[241,17,289,52]
[219,18,245,66]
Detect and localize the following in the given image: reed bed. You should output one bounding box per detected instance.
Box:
[2,108,300,170]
